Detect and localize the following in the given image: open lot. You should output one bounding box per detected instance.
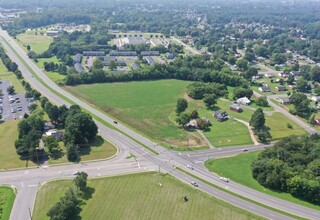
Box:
[0,186,15,220]
[0,60,24,93]
[205,151,320,211]
[66,79,206,147]
[35,57,66,82]
[16,30,53,54]
[32,172,263,220]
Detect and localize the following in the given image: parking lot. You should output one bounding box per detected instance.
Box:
[0,80,30,121]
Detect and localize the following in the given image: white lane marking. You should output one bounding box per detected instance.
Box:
[97,167,101,170]
[138,163,140,168]
[187,154,190,157]
[24,171,29,174]
[178,152,181,155]
[194,161,203,164]
[28,184,37,187]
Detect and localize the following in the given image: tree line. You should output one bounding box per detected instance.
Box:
[251,134,320,205]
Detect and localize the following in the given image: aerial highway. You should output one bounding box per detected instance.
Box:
[0,28,319,220]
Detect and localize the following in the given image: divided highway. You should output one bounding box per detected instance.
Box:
[0,29,319,220]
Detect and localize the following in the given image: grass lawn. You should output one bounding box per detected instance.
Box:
[0,60,25,93]
[33,172,263,220]
[65,80,205,147]
[0,121,36,170]
[35,58,66,82]
[205,152,320,211]
[0,186,15,220]
[47,136,117,165]
[16,31,52,54]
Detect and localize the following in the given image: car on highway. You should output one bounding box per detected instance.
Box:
[191,181,198,187]
[187,164,194,170]
[220,177,229,183]
[113,120,118,124]
[242,148,248,152]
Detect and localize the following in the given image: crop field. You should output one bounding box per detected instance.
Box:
[32,172,263,220]
[16,30,52,54]
[0,186,15,220]
[205,152,320,211]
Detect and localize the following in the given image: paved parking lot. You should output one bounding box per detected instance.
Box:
[0,80,30,121]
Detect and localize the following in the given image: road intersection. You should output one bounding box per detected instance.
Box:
[0,29,319,220]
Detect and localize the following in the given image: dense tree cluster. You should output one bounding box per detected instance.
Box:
[289,93,311,118]
[249,108,272,143]
[251,135,320,205]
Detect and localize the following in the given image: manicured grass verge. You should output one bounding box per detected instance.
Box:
[47,136,117,165]
[33,172,263,220]
[176,167,307,220]
[205,151,320,211]
[0,186,15,220]
[0,121,36,170]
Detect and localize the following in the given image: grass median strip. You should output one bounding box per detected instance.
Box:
[175,167,307,220]
[1,36,159,156]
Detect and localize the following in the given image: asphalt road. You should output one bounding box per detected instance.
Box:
[0,29,319,220]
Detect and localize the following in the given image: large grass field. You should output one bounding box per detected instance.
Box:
[205,152,320,211]
[16,30,53,54]
[0,186,15,220]
[33,172,263,220]
[0,60,25,94]
[66,80,206,147]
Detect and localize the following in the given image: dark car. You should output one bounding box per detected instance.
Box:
[113,121,118,124]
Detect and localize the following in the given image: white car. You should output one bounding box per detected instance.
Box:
[220,177,229,183]
[187,164,194,170]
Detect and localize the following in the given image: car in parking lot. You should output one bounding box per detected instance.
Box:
[220,177,229,183]
[191,181,198,187]
[11,109,17,113]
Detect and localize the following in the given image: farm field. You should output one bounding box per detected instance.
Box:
[205,151,320,211]
[0,186,15,220]
[32,172,263,220]
[16,30,53,54]
[0,60,25,93]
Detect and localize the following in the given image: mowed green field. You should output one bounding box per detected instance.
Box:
[0,60,25,93]
[33,172,263,220]
[16,31,53,54]
[36,58,66,82]
[0,186,15,220]
[0,121,36,170]
[66,80,205,147]
[205,152,320,211]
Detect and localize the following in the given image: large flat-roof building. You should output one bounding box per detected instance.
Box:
[120,37,149,47]
[74,63,83,73]
[141,51,160,56]
[83,51,105,56]
[109,51,137,56]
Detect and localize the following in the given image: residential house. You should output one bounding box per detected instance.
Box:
[236,97,251,105]
[230,104,243,112]
[186,119,198,129]
[307,58,316,64]
[213,111,229,122]
[45,129,64,140]
[278,72,289,78]
[275,86,288,92]
[102,60,126,66]
[315,119,320,126]
[109,51,137,56]
[44,122,55,131]
[311,96,320,102]
[277,97,291,105]
[253,72,265,79]
[265,72,275,78]
[131,63,141,70]
[83,51,105,56]
[144,56,155,65]
[141,51,160,56]
[288,85,297,90]
[46,30,60,37]
[165,52,174,59]
[259,85,271,92]
[74,53,82,63]
[229,65,238,71]
[290,71,301,76]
